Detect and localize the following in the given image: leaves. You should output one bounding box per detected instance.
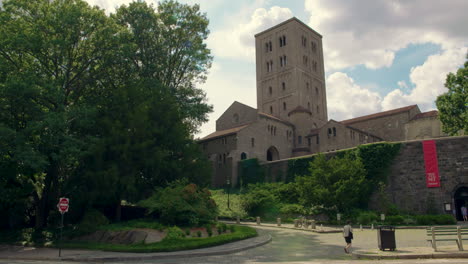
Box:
[436,53,468,135]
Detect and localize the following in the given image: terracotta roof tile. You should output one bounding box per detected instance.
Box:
[199,124,250,142]
[341,105,418,125]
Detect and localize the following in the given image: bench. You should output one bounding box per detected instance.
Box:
[426,226,468,251]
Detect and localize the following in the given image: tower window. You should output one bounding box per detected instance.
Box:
[241,152,247,160]
[265,43,268,52]
[312,42,317,53]
[279,35,287,47]
[270,106,273,114]
[269,41,272,52]
[317,106,320,114]
[315,86,319,95]
[280,55,287,67]
[283,102,286,110]
[333,127,336,136]
[282,82,286,90]
[306,82,309,90]
[251,138,255,147]
[313,61,318,72]
[307,102,310,109]
[269,86,272,95]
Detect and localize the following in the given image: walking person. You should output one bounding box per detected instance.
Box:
[343,220,353,254]
[462,204,468,222]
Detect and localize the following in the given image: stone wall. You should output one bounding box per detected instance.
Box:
[374,136,468,214]
[253,136,468,213]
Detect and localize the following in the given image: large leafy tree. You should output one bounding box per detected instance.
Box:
[295,154,366,214]
[0,0,118,228]
[113,0,213,133]
[436,54,468,135]
[0,0,213,227]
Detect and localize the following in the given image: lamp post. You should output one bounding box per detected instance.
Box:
[226,179,231,209]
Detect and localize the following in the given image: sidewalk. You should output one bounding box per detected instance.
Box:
[237,221,468,260]
[0,233,271,262]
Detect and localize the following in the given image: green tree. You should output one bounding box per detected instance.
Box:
[436,53,468,135]
[113,0,213,133]
[295,154,366,214]
[0,0,117,228]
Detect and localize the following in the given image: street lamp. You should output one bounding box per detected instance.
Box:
[226,179,231,209]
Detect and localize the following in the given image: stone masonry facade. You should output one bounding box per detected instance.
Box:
[199,17,451,188]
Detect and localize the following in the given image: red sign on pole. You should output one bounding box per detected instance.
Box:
[422,140,441,188]
[58,198,69,214]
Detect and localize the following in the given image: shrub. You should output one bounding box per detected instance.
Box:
[76,209,109,235]
[279,204,308,218]
[357,211,378,225]
[197,230,202,237]
[139,180,218,226]
[165,226,185,240]
[415,214,456,225]
[240,184,279,219]
[229,225,235,233]
[386,215,405,225]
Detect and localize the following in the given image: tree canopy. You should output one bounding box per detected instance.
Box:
[436,54,468,135]
[0,0,213,228]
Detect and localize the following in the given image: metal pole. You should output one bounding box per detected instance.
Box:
[59,213,64,257]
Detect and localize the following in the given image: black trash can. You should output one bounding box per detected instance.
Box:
[378,226,396,251]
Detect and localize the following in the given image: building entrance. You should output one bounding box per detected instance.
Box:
[454,186,468,221]
[266,146,279,161]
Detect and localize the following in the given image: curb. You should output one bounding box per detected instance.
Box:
[0,234,272,262]
[353,250,468,259]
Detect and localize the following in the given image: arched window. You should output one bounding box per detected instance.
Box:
[251,138,255,147]
[282,82,286,90]
[241,152,247,160]
[269,41,272,52]
[307,102,310,109]
[283,35,286,46]
[266,62,270,72]
[306,82,309,90]
[274,127,277,136]
[283,102,286,110]
[270,106,273,114]
[265,43,269,52]
[333,127,337,136]
[269,86,272,95]
[223,153,226,164]
[315,86,319,95]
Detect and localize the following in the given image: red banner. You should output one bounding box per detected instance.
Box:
[422,140,440,188]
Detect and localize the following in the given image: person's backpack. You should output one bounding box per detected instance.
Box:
[349,231,353,239]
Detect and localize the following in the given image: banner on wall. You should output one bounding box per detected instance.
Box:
[422,140,441,188]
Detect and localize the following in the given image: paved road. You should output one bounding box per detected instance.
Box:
[2,226,467,264]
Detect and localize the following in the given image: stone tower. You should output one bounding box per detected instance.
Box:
[255,18,327,153]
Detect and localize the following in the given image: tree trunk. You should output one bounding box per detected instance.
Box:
[35,161,59,229]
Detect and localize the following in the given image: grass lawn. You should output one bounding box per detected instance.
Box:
[60,225,257,252]
[0,220,257,253]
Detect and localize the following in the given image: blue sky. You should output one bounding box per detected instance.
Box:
[84,0,467,138]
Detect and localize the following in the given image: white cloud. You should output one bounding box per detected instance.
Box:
[382,47,466,111]
[326,72,382,121]
[84,0,141,13]
[305,0,468,71]
[208,6,293,61]
[397,81,408,89]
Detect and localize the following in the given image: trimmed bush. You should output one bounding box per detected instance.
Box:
[357,211,378,225]
[415,214,456,225]
[165,226,185,240]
